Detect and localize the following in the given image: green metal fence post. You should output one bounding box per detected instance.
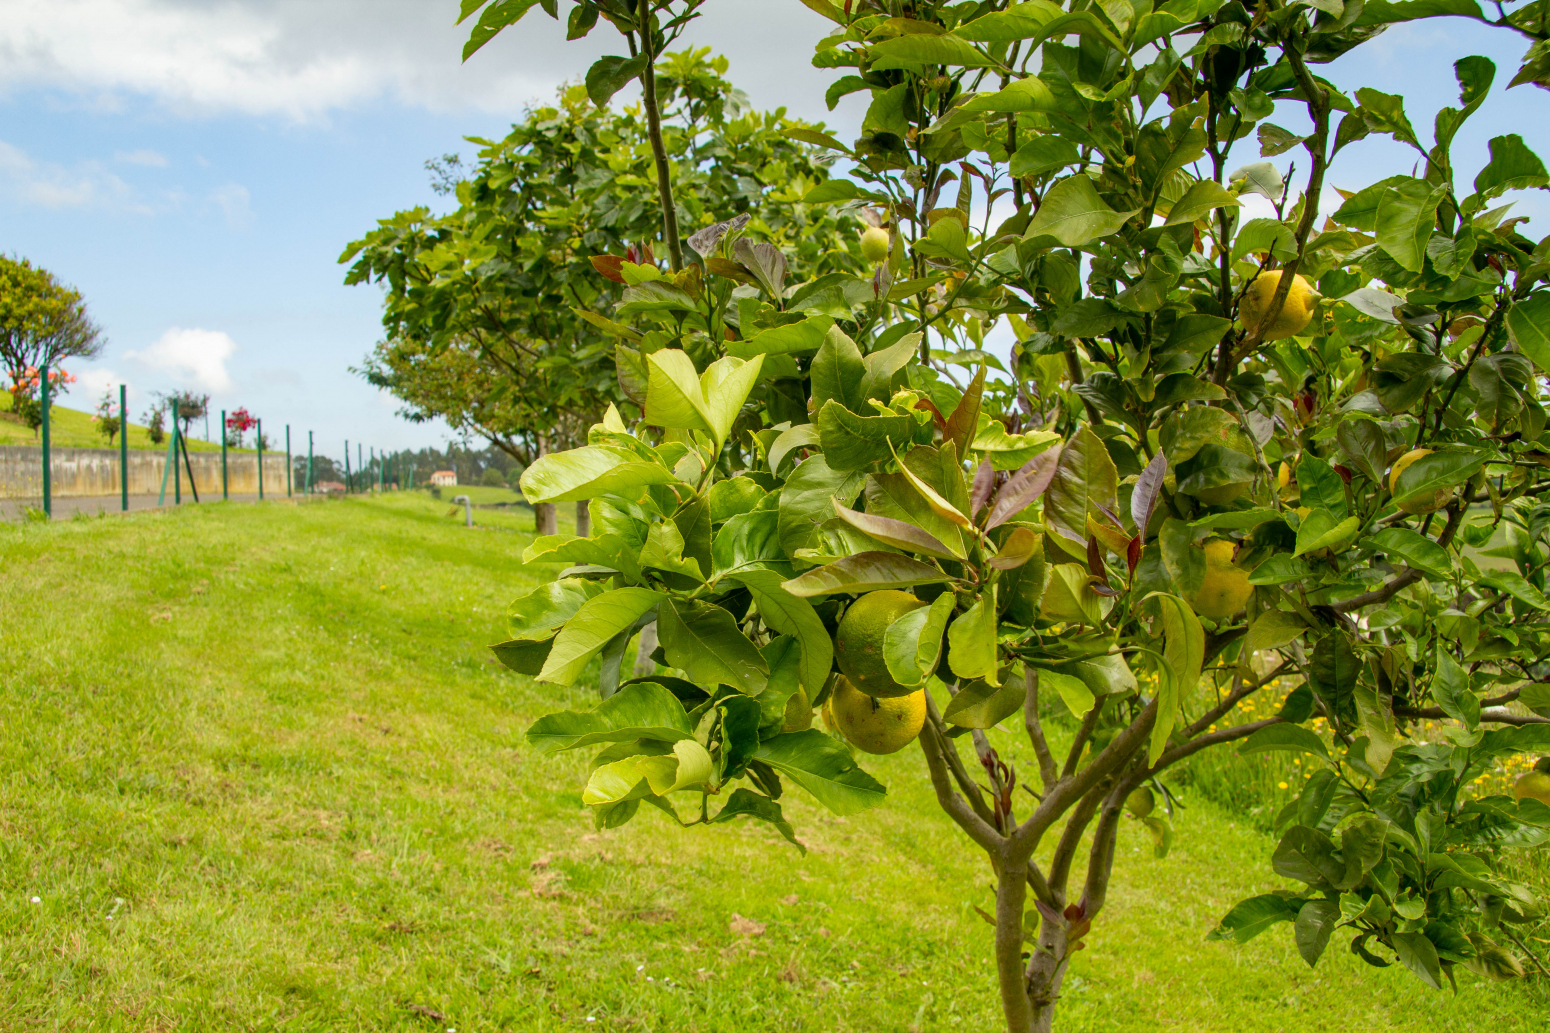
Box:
[40,364,51,519]
[286,425,292,497]
[220,410,228,500]
[172,414,181,505]
[119,384,128,512]
[344,440,351,493]
[306,431,313,494]
[257,419,264,500]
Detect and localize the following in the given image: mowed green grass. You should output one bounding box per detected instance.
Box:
[1,494,1545,1032]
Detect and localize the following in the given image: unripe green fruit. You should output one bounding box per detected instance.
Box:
[1124,786,1155,819]
[860,226,890,263]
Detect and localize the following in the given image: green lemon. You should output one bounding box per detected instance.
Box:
[835,590,926,698]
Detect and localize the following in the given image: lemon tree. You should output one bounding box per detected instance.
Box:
[436,2,1550,1030]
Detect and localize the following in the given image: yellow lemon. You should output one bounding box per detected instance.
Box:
[1388,448,1453,515]
[836,590,926,698]
[830,675,926,755]
[1514,759,1550,807]
[1124,786,1155,818]
[1277,462,1292,490]
[1189,538,1252,619]
[1240,270,1316,341]
[860,226,891,263]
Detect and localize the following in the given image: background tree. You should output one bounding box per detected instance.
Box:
[0,255,103,404]
[345,52,866,533]
[443,2,1550,1031]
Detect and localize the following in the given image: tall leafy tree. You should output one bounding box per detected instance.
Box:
[345,52,866,529]
[0,255,103,404]
[431,3,1550,1031]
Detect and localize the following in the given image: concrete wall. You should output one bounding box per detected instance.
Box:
[0,445,292,499]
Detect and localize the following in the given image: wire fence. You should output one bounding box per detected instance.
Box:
[2,371,424,523]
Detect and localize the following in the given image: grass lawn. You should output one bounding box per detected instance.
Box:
[1,494,1545,1031]
[1,394,237,452]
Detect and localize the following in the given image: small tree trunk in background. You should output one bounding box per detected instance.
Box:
[576,499,591,537]
[535,503,557,536]
[633,622,658,676]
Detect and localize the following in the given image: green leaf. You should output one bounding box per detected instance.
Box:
[1273,825,1343,887]
[868,33,996,71]
[520,447,677,505]
[461,0,542,60]
[583,739,713,804]
[729,569,835,696]
[657,599,768,694]
[884,591,956,687]
[811,325,867,412]
[817,400,923,471]
[645,350,765,452]
[507,578,605,640]
[1507,293,1550,373]
[1208,894,1302,943]
[1294,512,1361,556]
[1239,723,1331,760]
[1159,518,1205,597]
[710,509,781,579]
[729,315,833,359]
[1472,134,1549,200]
[526,681,692,754]
[710,788,805,853]
[1368,527,1451,577]
[538,588,665,686]
[1044,425,1118,558]
[641,520,706,581]
[1480,570,1550,609]
[1150,593,1204,764]
[1392,450,1485,510]
[1310,633,1359,728]
[947,589,999,684]
[1294,900,1340,968]
[782,552,955,597]
[585,54,647,107]
[778,455,865,558]
[1374,179,1444,273]
[1240,610,1308,666]
[753,729,887,814]
[1164,179,1241,226]
[942,678,1027,728]
[858,332,921,404]
[1037,666,1096,719]
[490,638,552,675]
[1024,175,1139,247]
[834,501,962,560]
[1353,0,1484,26]
[1393,932,1443,990]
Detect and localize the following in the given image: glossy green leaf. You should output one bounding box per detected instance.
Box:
[833,501,962,560]
[1507,292,1550,372]
[657,599,769,693]
[1164,180,1241,226]
[817,400,922,471]
[782,551,955,597]
[526,681,692,753]
[507,578,605,640]
[710,788,804,853]
[777,455,865,558]
[753,729,887,814]
[942,678,1026,728]
[1149,592,1204,764]
[1044,425,1118,558]
[947,589,999,684]
[645,350,765,451]
[884,591,956,687]
[583,739,713,805]
[730,569,835,696]
[1024,175,1139,247]
[1208,894,1302,943]
[520,446,676,504]
[1368,527,1451,577]
[1038,666,1096,719]
[1391,450,1485,509]
[538,587,665,686]
[1239,723,1332,761]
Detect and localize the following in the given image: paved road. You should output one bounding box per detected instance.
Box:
[1,492,316,522]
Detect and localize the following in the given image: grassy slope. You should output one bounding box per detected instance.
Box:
[0,495,1544,1032]
[0,393,237,452]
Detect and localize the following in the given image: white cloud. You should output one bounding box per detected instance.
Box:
[209,182,252,228]
[125,327,236,393]
[0,137,139,210]
[0,0,845,124]
[113,148,167,166]
[75,366,131,404]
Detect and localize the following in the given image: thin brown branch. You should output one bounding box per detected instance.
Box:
[1332,501,1468,612]
[926,693,1000,828]
[918,720,1004,854]
[1062,697,1107,779]
[1394,705,1549,726]
[1152,717,1283,771]
[1183,662,1288,739]
[1024,665,1059,791]
[1046,780,1109,897]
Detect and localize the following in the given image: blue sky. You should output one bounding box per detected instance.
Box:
[1,2,1543,462]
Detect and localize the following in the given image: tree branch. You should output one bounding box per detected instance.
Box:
[1025,665,1059,791]
[926,693,1000,828]
[918,721,1005,854]
[1062,697,1106,779]
[1394,705,1549,726]
[1332,502,1468,612]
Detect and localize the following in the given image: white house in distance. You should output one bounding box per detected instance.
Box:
[430,470,458,487]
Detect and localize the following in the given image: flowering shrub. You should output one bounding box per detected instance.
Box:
[225,407,256,448]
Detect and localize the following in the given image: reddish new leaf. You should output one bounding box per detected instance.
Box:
[986,444,1062,529]
[1131,447,1168,535]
